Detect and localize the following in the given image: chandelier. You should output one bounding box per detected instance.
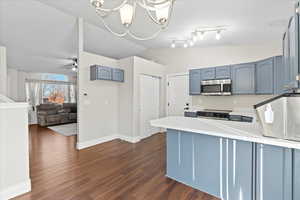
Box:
[90,0,175,40]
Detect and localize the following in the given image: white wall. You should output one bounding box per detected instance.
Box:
[0,103,31,199]
[141,44,281,74]
[141,44,281,110]
[0,46,7,95]
[118,57,134,139]
[133,57,166,138]
[77,51,120,148]
[6,69,76,102]
[118,56,166,141]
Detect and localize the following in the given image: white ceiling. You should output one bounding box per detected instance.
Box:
[37,0,295,48]
[0,0,295,73]
[0,0,145,73]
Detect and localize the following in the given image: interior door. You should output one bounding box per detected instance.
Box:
[140,74,160,139]
[167,74,191,116]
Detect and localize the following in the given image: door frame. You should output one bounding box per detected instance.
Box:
[166,72,190,116]
[139,73,162,139]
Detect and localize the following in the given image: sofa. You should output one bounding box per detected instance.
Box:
[36,103,77,127]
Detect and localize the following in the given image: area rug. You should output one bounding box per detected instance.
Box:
[48,123,77,136]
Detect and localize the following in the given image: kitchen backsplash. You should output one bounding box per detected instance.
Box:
[192,95,273,111]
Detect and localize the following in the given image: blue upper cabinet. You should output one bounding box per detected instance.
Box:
[255,58,274,94]
[97,66,112,80]
[112,68,124,82]
[189,69,201,95]
[231,63,255,94]
[90,65,124,82]
[200,68,216,80]
[283,32,291,90]
[216,66,231,79]
[274,56,287,94]
[288,15,299,89]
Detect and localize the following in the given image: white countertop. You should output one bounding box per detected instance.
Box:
[151,116,300,150]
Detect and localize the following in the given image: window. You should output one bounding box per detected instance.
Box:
[25,74,76,106]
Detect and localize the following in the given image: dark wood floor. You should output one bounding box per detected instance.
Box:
[13,125,219,200]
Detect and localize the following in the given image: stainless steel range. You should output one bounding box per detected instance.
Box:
[184,109,253,123]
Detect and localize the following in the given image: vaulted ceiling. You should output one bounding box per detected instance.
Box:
[0,0,295,73]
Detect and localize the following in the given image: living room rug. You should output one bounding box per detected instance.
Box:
[48,123,77,136]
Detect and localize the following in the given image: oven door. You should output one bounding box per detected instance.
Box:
[201,84,222,95]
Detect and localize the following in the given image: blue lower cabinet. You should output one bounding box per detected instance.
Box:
[166,130,296,200]
[166,130,180,179]
[178,132,194,185]
[194,134,222,198]
[256,144,293,200]
[226,139,253,200]
[293,150,300,199]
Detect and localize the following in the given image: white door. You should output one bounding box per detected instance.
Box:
[167,74,191,116]
[140,74,160,139]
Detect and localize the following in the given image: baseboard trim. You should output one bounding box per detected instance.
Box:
[76,134,143,150]
[76,135,119,150]
[0,179,31,200]
[118,135,141,143]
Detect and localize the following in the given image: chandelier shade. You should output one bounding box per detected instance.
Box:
[90,0,175,40]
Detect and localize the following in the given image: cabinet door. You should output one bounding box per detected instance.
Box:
[225,139,253,200]
[288,16,299,89]
[201,68,216,80]
[256,144,292,200]
[98,66,112,80]
[178,132,194,185]
[293,149,300,199]
[274,56,286,94]
[231,63,255,94]
[216,66,231,79]
[189,69,201,95]
[112,68,124,82]
[194,134,222,198]
[166,130,180,179]
[256,58,274,94]
[283,32,291,90]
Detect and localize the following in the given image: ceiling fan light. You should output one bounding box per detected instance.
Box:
[72,66,78,72]
[155,3,170,25]
[90,0,104,8]
[120,4,134,27]
[216,30,221,40]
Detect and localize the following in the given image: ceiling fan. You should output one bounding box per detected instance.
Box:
[60,58,78,72]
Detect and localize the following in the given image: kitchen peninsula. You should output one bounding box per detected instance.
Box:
[151,116,300,200]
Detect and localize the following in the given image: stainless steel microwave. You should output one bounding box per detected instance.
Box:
[201,79,232,96]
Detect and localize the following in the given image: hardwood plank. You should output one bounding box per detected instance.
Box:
[12,125,219,200]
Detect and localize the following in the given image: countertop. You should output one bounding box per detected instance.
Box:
[151,116,300,150]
